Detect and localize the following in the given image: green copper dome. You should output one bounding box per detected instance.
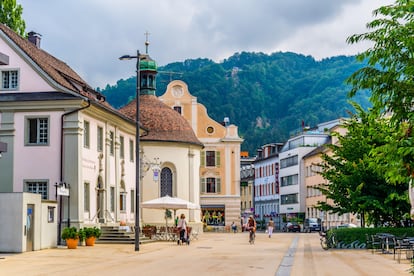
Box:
[140,55,157,71]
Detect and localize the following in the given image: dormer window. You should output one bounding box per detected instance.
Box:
[1,69,19,90]
[173,106,182,114]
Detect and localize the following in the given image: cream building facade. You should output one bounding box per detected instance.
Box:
[303,123,359,229]
[159,80,243,230]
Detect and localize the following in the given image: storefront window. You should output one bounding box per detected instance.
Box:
[202,206,225,226]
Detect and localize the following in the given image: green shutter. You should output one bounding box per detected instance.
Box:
[201,178,206,193]
[201,151,205,167]
[216,178,221,193]
[216,151,220,167]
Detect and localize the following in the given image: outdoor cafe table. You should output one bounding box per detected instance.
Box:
[376,233,395,254]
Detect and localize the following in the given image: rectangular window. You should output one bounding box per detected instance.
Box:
[109,131,114,155]
[130,190,135,213]
[27,117,49,145]
[281,193,299,205]
[280,155,298,169]
[25,181,48,199]
[97,126,103,152]
[84,120,90,148]
[84,182,90,212]
[120,193,126,212]
[201,177,221,193]
[120,136,125,159]
[48,206,55,223]
[1,70,18,90]
[173,106,182,114]
[110,187,115,212]
[206,151,215,167]
[281,174,298,187]
[129,139,134,162]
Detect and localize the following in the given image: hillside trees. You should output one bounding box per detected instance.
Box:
[102,52,368,154]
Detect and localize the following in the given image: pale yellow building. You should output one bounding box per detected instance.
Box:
[304,124,359,229]
[159,80,243,230]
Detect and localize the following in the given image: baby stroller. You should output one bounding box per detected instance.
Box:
[177,226,191,245]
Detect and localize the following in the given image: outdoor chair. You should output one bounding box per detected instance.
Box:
[369,234,382,254]
[393,237,413,263]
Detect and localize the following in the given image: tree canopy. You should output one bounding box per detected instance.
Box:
[0,0,26,37]
[347,0,414,180]
[317,105,410,227]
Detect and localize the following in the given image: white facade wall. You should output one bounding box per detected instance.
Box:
[279,147,317,215]
[140,142,201,226]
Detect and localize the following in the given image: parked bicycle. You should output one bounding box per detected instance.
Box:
[319,231,336,250]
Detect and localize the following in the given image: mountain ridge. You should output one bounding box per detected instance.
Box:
[99,51,369,155]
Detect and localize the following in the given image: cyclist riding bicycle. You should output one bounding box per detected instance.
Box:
[246,216,257,244]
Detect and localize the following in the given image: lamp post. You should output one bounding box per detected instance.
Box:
[119,50,142,251]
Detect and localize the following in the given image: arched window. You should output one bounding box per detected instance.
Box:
[160,167,173,196]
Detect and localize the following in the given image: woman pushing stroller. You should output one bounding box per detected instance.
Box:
[177,213,190,245]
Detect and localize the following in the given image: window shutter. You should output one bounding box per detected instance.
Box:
[200,178,206,193]
[216,151,220,167]
[216,178,221,193]
[201,151,205,167]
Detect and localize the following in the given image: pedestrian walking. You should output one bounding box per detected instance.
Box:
[267,218,275,238]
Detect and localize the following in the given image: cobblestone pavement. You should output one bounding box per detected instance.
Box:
[0,232,412,276]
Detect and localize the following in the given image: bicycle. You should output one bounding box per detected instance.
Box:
[319,231,336,250]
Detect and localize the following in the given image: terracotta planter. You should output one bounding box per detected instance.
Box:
[66,238,79,249]
[85,237,96,246]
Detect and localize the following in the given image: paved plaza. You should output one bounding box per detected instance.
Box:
[0,232,412,276]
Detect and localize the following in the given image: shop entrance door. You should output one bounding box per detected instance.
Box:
[26,204,34,251]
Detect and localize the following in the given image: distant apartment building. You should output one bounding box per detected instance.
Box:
[240,152,255,227]
[253,143,283,229]
[278,120,340,224]
[303,123,359,229]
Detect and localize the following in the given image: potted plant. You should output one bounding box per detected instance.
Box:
[61,227,79,249]
[84,227,101,246]
[78,228,86,246]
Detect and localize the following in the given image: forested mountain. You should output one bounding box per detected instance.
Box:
[99,51,370,155]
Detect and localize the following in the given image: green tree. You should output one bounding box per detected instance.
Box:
[0,0,26,37]
[346,0,414,180]
[317,104,410,227]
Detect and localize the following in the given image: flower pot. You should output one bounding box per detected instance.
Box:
[85,237,96,246]
[66,238,79,249]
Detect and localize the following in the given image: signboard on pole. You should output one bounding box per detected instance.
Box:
[57,183,69,197]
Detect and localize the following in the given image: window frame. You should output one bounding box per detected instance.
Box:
[97,126,103,152]
[25,116,50,146]
[120,135,125,159]
[84,182,90,212]
[1,69,19,90]
[83,120,90,148]
[25,180,49,200]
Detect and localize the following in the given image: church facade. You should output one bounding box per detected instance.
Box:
[159,80,243,230]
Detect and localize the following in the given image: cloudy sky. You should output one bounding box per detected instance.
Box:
[18,0,393,89]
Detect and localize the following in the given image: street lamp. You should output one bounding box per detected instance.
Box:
[119,50,142,251]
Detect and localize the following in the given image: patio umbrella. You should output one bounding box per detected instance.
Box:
[141,195,199,227]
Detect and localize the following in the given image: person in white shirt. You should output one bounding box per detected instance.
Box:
[177,213,188,244]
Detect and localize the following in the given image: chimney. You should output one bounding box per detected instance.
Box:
[28,31,42,48]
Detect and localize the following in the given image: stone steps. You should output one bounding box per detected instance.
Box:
[96,225,154,244]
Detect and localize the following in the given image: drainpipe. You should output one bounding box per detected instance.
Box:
[57,99,91,245]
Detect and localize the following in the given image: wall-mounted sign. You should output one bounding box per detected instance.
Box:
[57,183,69,196]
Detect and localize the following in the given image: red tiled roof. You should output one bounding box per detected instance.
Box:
[0,24,127,116]
[120,95,203,146]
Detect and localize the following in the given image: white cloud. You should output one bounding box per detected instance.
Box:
[17,0,394,88]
